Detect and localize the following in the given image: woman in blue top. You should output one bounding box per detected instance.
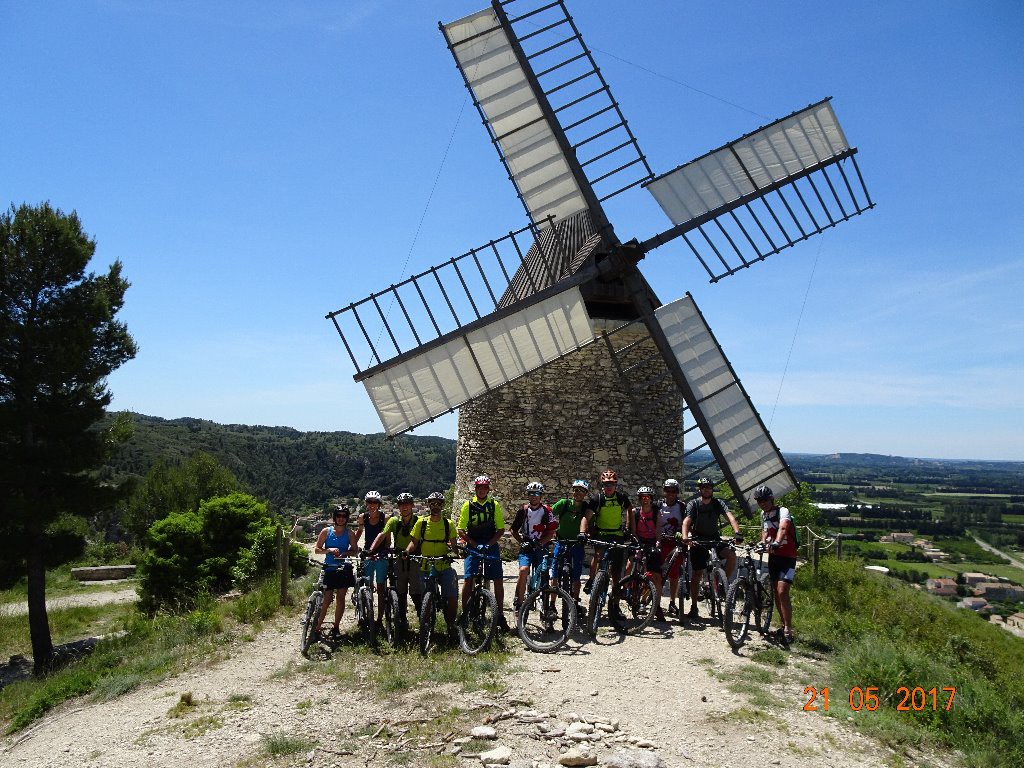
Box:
[314,505,357,638]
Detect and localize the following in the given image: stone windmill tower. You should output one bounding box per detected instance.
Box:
[327,0,873,512]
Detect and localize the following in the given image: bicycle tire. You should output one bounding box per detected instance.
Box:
[586,571,610,636]
[300,592,323,656]
[756,574,774,635]
[418,590,437,657]
[383,588,401,647]
[518,585,576,653]
[610,573,656,634]
[724,578,752,650]
[459,588,498,655]
[354,586,373,645]
[709,567,728,625]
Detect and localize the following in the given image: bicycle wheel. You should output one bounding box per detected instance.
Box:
[709,567,728,625]
[610,573,656,634]
[586,571,609,636]
[724,578,753,651]
[356,587,376,646]
[382,588,400,647]
[756,574,775,635]
[300,592,323,656]
[459,588,498,655]
[418,591,437,657]
[518,585,576,653]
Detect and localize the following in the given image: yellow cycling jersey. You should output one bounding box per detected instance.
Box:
[411,516,452,572]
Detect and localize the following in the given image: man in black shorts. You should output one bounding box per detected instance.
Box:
[680,478,742,619]
[756,485,797,643]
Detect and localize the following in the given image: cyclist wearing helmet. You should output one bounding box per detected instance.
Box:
[368,492,424,626]
[659,479,686,616]
[355,491,389,623]
[550,480,593,604]
[633,486,666,623]
[756,485,796,643]
[584,469,633,594]
[313,505,357,638]
[681,478,743,619]
[409,491,459,644]
[457,475,509,631]
[511,482,557,613]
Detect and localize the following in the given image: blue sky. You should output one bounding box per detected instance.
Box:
[4,1,1022,461]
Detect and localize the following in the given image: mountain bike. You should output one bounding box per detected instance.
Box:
[353,552,378,646]
[724,543,774,651]
[612,539,658,634]
[410,554,456,657]
[685,537,731,625]
[516,541,576,653]
[585,539,653,636]
[457,544,500,655]
[300,557,351,656]
[381,551,408,648]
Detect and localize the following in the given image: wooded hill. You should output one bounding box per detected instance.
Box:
[98,413,1023,513]
[98,413,455,512]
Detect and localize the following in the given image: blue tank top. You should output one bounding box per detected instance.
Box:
[324,525,350,567]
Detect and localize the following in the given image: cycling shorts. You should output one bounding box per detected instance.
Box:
[637,539,662,574]
[659,540,685,579]
[324,564,355,590]
[517,548,550,571]
[437,567,459,599]
[689,542,731,571]
[768,555,797,584]
[552,541,584,581]
[464,543,503,580]
[364,558,388,585]
[390,557,424,595]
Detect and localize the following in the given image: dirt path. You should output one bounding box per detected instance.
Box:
[1,567,959,768]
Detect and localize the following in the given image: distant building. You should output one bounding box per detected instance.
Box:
[891,532,915,544]
[963,572,992,586]
[1006,612,1024,631]
[925,578,957,596]
[879,535,893,543]
[973,583,1024,603]
[923,548,949,562]
[957,597,990,612]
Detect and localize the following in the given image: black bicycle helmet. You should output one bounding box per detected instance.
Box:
[753,485,774,500]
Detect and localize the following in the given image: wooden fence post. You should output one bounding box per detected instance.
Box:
[275,524,288,605]
[812,536,820,579]
[836,534,843,561]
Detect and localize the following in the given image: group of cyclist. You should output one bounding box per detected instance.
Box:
[312,469,797,645]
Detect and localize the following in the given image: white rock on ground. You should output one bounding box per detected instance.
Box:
[480,745,513,765]
[598,750,667,768]
[472,725,499,740]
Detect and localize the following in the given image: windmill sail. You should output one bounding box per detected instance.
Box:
[443,6,595,228]
[653,294,796,511]
[442,1,653,300]
[642,99,873,281]
[362,285,594,436]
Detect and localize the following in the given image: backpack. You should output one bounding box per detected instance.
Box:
[413,516,451,543]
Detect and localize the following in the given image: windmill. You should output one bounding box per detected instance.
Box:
[326,0,873,513]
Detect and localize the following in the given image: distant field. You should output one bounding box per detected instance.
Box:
[1003,514,1024,524]
[925,492,1014,499]
[861,557,1024,584]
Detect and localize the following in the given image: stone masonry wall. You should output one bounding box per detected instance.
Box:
[455,321,684,512]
